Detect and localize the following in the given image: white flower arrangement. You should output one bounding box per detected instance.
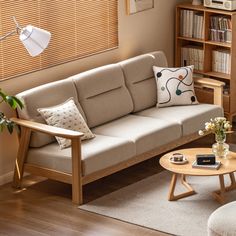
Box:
[198,117,233,139]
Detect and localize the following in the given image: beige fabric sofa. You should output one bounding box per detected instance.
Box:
[12,51,224,204]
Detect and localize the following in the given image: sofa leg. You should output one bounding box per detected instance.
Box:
[71,138,83,205]
[12,127,31,188]
[72,183,83,205]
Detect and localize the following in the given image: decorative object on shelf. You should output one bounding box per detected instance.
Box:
[204,0,236,11]
[199,117,233,158]
[126,0,154,15]
[0,16,51,57]
[0,89,23,133]
[192,0,202,5]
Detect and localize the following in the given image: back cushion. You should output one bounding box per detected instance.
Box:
[119,51,168,112]
[72,64,134,128]
[16,78,85,147]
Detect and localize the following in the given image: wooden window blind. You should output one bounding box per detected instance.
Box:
[0,0,118,80]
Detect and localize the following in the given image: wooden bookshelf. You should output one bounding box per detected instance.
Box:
[175,2,236,122]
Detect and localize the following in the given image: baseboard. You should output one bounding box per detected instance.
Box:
[0,171,14,186]
[0,171,30,186]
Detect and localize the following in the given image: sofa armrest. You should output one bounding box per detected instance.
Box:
[11,117,84,204]
[11,117,84,139]
[194,77,225,107]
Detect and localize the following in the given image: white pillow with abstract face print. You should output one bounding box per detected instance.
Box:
[153,65,198,107]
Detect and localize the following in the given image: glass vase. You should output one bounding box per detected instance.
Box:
[212,133,229,159]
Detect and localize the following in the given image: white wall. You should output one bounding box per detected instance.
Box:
[0,0,187,185]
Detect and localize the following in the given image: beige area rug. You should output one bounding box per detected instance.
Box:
[80,171,236,236]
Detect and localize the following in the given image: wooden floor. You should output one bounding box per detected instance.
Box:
[1,131,235,236]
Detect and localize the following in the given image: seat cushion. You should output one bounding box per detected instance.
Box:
[72,64,134,128]
[16,78,85,148]
[27,134,136,176]
[92,115,181,155]
[119,51,168,112]
[208,201,236,236]
[136,104,223,136]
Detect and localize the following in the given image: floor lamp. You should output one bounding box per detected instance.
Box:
[0,17,51,56]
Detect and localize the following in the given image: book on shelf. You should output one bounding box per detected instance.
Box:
[181,45,204,70]
[194,12,204,39]
[180,10,204,39]
[212,49,231,74]
[210,15,232,43]
[192,160,221,170]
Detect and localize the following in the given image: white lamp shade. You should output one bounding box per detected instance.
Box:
[19,25,51,57]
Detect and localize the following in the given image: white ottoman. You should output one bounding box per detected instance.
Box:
[208,201,236,236]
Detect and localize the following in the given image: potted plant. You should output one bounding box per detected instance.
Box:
[0,88,23,133]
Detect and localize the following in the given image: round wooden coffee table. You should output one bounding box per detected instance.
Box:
[160,148,236,204]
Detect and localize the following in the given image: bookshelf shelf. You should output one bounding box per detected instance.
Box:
[175,2,236,122]
[205,41,231,48]
[193,71,230,80]
[177,36,205,43]
[204,71,230,80]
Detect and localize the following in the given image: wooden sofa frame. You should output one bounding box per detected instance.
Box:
[11,77,225,205]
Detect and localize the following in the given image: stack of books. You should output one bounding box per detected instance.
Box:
[180,10,204,39]
[212,49,231,74]
[210,15,232,43]
[192,160,221,170]
[181,45,204,71]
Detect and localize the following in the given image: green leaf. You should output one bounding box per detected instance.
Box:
[5,95,23,109]
[0,91,6,101]
[7,122,14,134]
[5,96,14,108]
[12,96,24,109]
[0,88,23,134]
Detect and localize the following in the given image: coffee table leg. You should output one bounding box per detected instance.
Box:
[212,172,236,204]
[168,173,196,201]
[168,173,177,200]
[228,172,236,190]
[212,174,226,204]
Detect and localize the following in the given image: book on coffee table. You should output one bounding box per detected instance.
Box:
[192,160,221,170]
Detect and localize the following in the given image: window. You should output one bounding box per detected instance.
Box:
[0,0,118,80]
